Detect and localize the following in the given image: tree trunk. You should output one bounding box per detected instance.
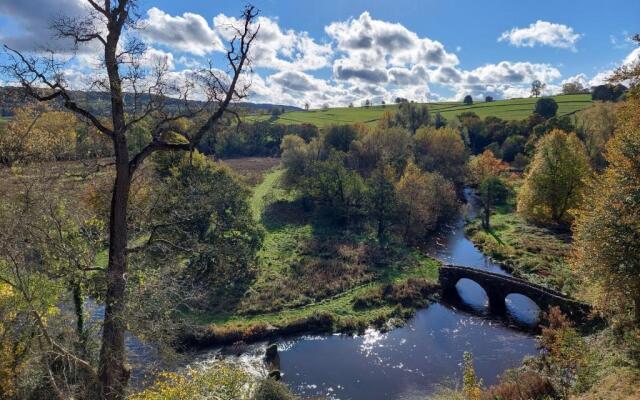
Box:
[98,135,131,400]
[72,283,86,355]
[483,203,491,230]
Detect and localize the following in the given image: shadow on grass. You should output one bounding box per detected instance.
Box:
[486,227,506,245]
[261,198,310,230]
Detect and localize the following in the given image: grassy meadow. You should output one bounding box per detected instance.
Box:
[184,164,441,338]
[248,94,592,127]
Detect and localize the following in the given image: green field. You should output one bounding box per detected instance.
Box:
[249,94,593,127]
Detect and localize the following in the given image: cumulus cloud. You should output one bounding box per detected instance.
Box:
[0,0,100,53]
[140,7,223,56]
[499,20,582,50]
[326,11,458,68]
[440,61,562,100]
[213,14,332,71]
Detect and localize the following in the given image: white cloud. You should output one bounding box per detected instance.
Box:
[213,14,332,71]
[140,7,224,56]
[326,11,458,68]
[561,73,589,87]
[499,20,582,51]
[438,61,562,101]
[624,47,640,67]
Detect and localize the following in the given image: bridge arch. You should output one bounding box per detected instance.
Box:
[454,278,489,313]
[505,293,542,324]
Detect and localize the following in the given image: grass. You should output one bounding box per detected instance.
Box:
[247,94,593,127]
[464,184,577,295]
[182,167,441,342]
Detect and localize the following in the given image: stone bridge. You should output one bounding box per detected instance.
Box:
[439,265,591,322]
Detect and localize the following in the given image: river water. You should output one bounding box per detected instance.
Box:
[264,189,540,399]
[119,189,540,398]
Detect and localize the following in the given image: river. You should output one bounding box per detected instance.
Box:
[119,189,541,398]
[258,189,540,399]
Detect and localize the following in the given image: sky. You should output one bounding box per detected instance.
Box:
[1,0,639,107]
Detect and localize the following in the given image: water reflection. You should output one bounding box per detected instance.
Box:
[455,278,489,313]
[279,304,538,400]
[506,294,541,326]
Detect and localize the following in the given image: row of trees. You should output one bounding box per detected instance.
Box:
[280,123,464,243]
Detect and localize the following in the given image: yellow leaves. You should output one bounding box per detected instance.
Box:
[517,129,591,224]
[467,149,507,186]
[462,352,482,400]
[4,105,78,164]
[129,363,254,400]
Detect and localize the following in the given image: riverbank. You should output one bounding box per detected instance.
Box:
[463,188,578,296]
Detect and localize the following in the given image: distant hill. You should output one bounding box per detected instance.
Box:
[248,94,593,127]
[0,86,301,118]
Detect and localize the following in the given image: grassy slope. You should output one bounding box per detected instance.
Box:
[248,94,592,127]
[189,168,440,331]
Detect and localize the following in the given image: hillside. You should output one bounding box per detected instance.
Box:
[0,86,301,118]
[250,94,593,127]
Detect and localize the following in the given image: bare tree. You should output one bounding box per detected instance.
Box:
[531,79,545,97]
[2,1,259,399]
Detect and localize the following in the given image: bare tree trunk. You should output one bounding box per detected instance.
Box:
[72,284,86,354]
[99,139,131,400]
[99,28,131,399]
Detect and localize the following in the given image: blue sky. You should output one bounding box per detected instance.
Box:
[1,0,639,106]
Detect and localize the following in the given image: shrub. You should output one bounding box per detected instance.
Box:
[482,370,556,400]
[252,379,298,400]
[534,97,558,119]
[130,363,254,400]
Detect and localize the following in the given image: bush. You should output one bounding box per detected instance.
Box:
[353,278,437,310]
[130,364,254,400]
[252,379,298,400]
[534,97,558,119]
[482,370,556,400]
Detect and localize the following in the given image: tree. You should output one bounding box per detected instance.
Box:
[517,130,591,225]
[467,149,507,186]
[500,134,527,162]
[396,162,458,241]
[0,105,78,166]
[576,102,617,171]
[304,102,310,111]
[591,84,627,102]
[531,80,545,97]
[366,166,397,243]
[485,96,494,103]
[145,152,262,283]
[478,176,510,230]
[572,91,640,326]
[535,97,558,119]
[414,126,468,186]
[562,81,585,95]
[2,3,259,398]
[463,95,473,105]
[433,112,447,128]
[323,124,358,152]
[381,100,386,108]
[350,127,412,176]
[364,99,371,108]
[395,101,430,134]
